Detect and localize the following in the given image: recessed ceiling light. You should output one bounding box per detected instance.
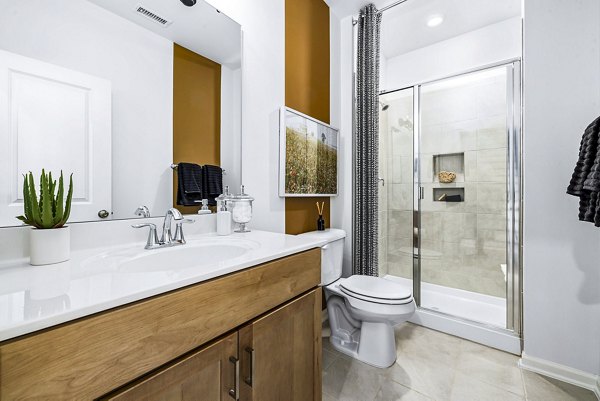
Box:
[427,14,444,27]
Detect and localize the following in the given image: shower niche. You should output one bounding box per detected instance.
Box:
[433,152,464,183]
[433,187,464,202]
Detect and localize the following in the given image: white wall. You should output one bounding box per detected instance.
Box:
[206,0,286,233]
[221,66,243,191]
[332,14,356,277]
[383,17,521,91]
[523,0,600,377]
[0,0,173,220]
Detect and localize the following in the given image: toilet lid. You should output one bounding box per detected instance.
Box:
[340,275,412,301]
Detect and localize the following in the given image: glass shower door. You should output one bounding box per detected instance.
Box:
[416,64,520,329]
[378,88,414,282]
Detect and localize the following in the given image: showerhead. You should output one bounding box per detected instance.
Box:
[379,101,389,111]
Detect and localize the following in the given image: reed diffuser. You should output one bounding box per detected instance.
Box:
[316,201,325,231]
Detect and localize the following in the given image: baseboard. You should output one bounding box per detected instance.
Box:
[519,353,600,399]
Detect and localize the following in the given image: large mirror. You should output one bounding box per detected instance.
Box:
[0,0,242,227]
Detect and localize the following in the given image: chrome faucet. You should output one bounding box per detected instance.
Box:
[133,208,194,250]
[161,208,184,244]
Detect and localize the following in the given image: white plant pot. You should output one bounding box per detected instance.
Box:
[29,226,71,266]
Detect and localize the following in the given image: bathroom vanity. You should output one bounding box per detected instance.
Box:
[0,227,325,400]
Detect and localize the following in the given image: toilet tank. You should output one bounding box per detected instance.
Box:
[297,229,346,285]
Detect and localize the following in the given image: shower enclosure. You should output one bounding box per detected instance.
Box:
[376,61,522,349]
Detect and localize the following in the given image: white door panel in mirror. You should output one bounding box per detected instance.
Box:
[0,49,112,226]
[0,0,242,227]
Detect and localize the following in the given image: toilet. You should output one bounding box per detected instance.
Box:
[298,229,415,368]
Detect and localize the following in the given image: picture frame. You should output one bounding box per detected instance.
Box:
[278,107,339,197]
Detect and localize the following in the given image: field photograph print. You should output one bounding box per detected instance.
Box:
[280,108,338,196]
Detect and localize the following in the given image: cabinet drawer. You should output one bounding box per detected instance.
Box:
[0,248,320,400]
[101,333,238,401]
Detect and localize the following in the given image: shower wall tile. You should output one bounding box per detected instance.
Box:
[441,213,477,240]
[464,151,477,182]
[420,239,443,254]
[421,121,477,154]
[477,183,506,214]
[388,211,413,240]
[477,213,506,231]
[392,129,413,157]
[390,184,413,211]
[476,81,507,119]
[420,212,441,243]
[378,183,388,211]
[388,258,412,279]
[477,126,507,151]
[421,85,478,125]
[378,210,387,238]
[441,120,478,151]
[477,148,507,182]
[392,156,402,183]
[401,156,414,184]
[420,154,434,183]
[378,236,388,277]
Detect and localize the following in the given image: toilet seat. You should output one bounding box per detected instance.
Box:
[340,275,412,305]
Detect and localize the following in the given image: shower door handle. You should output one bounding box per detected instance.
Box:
[378,177,385,186]
[419,187,424,199]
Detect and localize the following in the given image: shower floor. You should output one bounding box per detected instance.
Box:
[383,275,506,328]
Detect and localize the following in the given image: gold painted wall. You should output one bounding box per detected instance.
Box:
[284,0,331,235]
[173,44,221,214]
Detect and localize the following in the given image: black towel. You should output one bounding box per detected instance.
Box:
[177,162,203,206]
[202,165,223,206]
[567,115,600,226]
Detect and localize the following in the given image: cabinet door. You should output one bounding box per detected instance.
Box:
[102,332,239,401]
[239,289,322,401]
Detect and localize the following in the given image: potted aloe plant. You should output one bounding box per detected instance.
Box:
[16,170,73,266]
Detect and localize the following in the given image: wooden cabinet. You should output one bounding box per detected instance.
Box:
[240,289,322,401]
[0,249,322,400]
[103,289,322,401]
[102,333,238,401]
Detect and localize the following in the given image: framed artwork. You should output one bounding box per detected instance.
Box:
[279,107,339,197]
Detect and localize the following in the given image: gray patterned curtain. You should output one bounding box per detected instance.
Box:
[354,4,381,277]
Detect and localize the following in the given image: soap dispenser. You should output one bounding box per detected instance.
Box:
[216,187,232,236]
[197,199,211,215]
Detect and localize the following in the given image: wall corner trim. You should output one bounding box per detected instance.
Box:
[519,353,600,399]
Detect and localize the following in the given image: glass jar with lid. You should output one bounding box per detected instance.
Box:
[229,185,254,232]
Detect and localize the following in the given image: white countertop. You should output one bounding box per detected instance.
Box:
[0,230,326,342]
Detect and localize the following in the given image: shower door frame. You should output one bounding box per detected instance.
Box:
[375,59,524,340]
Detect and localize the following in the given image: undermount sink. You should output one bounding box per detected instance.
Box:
[83,238,260,274]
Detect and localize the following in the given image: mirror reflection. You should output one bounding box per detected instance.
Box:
[0,0,242,227]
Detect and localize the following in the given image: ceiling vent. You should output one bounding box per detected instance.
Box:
[135,5,173,27]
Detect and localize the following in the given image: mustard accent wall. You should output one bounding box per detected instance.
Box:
[173,44,221,214]
[284,0,331,235]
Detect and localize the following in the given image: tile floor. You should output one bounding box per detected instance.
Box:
[322,323,597,401]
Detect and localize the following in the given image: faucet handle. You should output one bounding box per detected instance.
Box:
[132,223,160,249]
[134,206,150,218]
[173,219,195,244]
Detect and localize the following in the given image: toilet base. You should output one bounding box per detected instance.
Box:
[329,321,397,368]
[326,294,400,368]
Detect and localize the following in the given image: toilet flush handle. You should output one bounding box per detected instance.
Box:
[322,244,330,250]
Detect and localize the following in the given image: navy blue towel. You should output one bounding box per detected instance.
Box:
[177,162,203,206]
[202,165,223,206]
